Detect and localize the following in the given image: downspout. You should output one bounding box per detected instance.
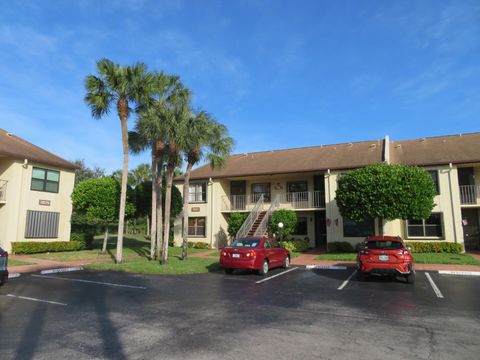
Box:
[15,159,28,247]
[326,169,331,252]
[384,135,390,164]
[209,177,214,249]
[448,163,458,244]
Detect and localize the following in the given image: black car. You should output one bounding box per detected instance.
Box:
[0,246,8,287]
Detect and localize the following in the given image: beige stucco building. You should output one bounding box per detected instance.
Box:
[173,133,480,251]
[0,129,77,252]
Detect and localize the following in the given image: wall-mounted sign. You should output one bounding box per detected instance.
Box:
[191,207,200,212]
[39,200,51,206]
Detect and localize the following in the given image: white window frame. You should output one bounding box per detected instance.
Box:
[406,213,444,239]
[188,217,207,238]
[189,182,207,203]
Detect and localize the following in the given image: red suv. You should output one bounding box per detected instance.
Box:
[357,236,415,284]
[0,247,8,287]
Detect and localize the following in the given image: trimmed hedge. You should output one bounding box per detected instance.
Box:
[12,241,85,254]
[187,241,210,249]
[405,241,463,254]
[328,242,355,253]
[280,238,309,253]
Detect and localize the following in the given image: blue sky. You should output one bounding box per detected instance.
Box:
[0,0,479,173]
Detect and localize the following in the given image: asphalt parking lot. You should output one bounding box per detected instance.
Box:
[1,267,479,360]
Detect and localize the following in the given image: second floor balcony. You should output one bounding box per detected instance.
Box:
[460,185,480,205]
[221,191,325,212]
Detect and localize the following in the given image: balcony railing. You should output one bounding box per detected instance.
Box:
[222,191,325,211]
[460,185,480,205]
[0,180,7,203]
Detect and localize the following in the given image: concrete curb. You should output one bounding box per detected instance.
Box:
[8,273,21,279]
[40,266,84,275]
[438,270,480,276]
[305,265,349,270]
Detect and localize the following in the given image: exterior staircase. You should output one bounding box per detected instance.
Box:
[247,211,267,236]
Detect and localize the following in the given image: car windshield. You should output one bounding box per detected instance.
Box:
[231,239,260,248]
[366,241,403,250]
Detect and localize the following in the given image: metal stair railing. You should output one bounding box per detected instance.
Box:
[235,194,264,239]
[254,194,280,237]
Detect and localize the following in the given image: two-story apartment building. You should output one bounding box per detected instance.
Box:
[0,129,77,252]
[173,132,480,251]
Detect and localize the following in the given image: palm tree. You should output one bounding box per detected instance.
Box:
[131,73,180,260]
[84,58,153,263]
[160,83,192,264]
[181,113,233,259]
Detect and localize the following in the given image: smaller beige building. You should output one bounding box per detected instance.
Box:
[0,129,77,252]
[173,132,480,251]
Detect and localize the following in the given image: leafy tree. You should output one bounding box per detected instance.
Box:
[335,163,436,234]
[73,159,106,185]
[268,210,298,240]
[130,163,151,187]
[71,177,120,253]
[180,112,233,259]
[84,58,153,263]
[227,212,249,239]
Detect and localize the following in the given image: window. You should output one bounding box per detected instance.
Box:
[31,167,60,193]
[343,218,375,237]
[407,213,443,238]
[428,170,440,194]
[188,217,206,237]
[251,183,271,202]
[25,210,60,238]
[294,217,308,235]
[189,182,207,203]
[287,181,308,201]
[231,239,259,248]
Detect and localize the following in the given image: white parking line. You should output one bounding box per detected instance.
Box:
[438,270,480,276]
[31,274,147,289]
[306,265,348,270]
[337,270,357,290]
[8,273,21,279]
[255,267,298,284]
[41,266,83,274]
[6,294,67,306]
[425,272,444,298]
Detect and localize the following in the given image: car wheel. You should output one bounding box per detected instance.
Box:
[259,260,269,276]
[283,255,290,269]
[224,268,234,275]
[405,272,415,284]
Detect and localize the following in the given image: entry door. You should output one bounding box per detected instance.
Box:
[313,175,325,207]
[230,181,246,210]
[314,211,327,249]
[462,209,480,251]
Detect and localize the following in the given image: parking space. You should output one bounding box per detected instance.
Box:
[1,268,479,359]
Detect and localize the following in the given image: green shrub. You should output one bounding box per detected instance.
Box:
[12,241,85,254]
[328,242,355,253]
[187,241,210,249]
[227,212,249,238]
[70,223,96,248]
[405,241,463,254]
[280,238,309,253]
[268,210,297,240]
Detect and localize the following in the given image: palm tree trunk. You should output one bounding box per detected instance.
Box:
[102,225,109,253]
[156,156,164,260]
[182,162,194,260]
[150,146,157,260]
[161,162,174,264]
[116,101,129,264]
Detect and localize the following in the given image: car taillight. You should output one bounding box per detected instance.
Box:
[221,251,228,257]
[0,251,7,257]
[245,250,256,258]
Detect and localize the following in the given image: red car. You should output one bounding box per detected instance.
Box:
[220,237,290,276]
[357,236,415,284]
[0,247,8,287]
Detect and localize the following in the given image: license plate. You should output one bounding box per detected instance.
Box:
[232,254,240,258]
[379,255,389,261]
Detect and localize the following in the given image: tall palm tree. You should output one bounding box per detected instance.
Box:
[84,58,153,263]
[131,73,180,260]
[160,83,191,264]
[181,113,233,259]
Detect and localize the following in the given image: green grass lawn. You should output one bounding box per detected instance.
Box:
[85,256,221,275]
[315,252,480,265]
[29,234,208,262]
[8,259,33,266]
